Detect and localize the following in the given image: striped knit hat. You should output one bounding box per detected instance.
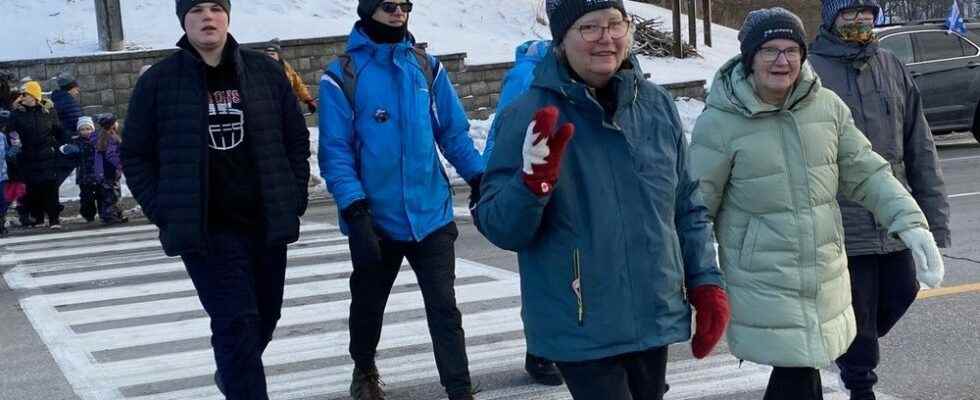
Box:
[821,0,880,28]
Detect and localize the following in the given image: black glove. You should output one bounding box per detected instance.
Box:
[342,199,383,267]
[467,173,483,210]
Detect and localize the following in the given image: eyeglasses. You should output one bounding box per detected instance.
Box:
[380,1,413,14]
[575,20,631,42]
[758,47,802,62]
[839,8,875,21]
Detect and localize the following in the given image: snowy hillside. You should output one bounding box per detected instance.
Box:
[1,0,739,85]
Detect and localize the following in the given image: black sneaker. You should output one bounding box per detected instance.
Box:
[351,367,386,400]
[525,353,563,386]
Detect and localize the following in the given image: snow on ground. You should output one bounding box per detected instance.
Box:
[1,0,739,84]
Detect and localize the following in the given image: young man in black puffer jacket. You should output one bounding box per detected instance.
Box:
[120,1,310,399]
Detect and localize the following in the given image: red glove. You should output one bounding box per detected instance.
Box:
[690,284,730,359]
[522,106,574,196]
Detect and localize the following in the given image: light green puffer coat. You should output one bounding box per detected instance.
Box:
[690,57,928,368]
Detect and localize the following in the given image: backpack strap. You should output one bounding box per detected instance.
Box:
[325,53,358,109]
[411,45,436,95]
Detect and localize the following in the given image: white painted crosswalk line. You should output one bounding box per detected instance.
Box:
[2,222,902,400]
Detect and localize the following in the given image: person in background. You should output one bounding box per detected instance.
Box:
[10,80,67,229]
[264,39,318,115]
[61,116,101,223]
[51,75,83,137]
[690,8,945,399]
[0,109,11,237]
[808,2,950,397]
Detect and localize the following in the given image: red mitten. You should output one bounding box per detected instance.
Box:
[521,106,575,196]
[690,284,730,359]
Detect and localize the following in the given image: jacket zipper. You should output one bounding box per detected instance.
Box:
[572,248,584,326]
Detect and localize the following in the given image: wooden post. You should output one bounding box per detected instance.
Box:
[688,0,698,48]
[94,0,124,51]
[672,0,683,58]
[702,0,712,47]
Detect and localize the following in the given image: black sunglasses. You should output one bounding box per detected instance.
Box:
[380,2,413,13]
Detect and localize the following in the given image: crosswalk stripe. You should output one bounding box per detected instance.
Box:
[3,221,901,400]
[0,224,343,268]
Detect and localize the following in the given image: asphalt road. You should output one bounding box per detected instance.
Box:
[0,143,977,400]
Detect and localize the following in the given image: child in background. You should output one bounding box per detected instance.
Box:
[61,116,100,222]
[95,114,126,225]
[60,114,126,225]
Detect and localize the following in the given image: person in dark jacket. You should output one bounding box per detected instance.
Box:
[61,116,101,222]
[120,1,311,399]
[0,70,16,111]
[51,75,83,137]
[475,1,729,399]
[809,1,951,398]
[318,1,484,399]
[11,80,67,229]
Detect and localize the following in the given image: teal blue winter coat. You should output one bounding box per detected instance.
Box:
[475,51,722,362]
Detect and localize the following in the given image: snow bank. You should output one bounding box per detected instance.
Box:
[2,0,738,84]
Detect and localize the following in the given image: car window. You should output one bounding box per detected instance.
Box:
[914,31,978,62]
[881,34,914,64]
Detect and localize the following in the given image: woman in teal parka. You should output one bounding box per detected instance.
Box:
[474,1,730,398]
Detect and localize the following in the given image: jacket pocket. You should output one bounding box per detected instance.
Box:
[738,218,761,271]
[572,248,585,326]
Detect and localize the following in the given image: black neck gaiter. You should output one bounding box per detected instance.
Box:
[358,18,408,44]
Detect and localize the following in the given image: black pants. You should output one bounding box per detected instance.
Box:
[836,250,918,395]
[25,181,61,225]
[348,222,472,398]
[181,228,288,400]
[555,347,668,400]
[764,367,823,400]
[79,183,99,221]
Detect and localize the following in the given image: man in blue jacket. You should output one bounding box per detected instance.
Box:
[318,1,484,399]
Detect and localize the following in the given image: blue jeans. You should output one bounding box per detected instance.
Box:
[180,228,288,400]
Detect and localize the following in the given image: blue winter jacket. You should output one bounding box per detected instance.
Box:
[475,51,723,362]
[483,40,552,162]
[319,27,484,241]
[51,89,82,137]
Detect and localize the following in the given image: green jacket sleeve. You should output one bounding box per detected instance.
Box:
[834,97,928,238]
[689,110,734,221]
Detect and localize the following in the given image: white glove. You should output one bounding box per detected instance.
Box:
[521,119,549,175]
[898,227,945,289]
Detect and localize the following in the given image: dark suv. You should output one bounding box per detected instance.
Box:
[876,20,980,142]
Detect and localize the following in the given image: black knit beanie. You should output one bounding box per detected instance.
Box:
[358,0,385,20]
[176,0,231,30]
[738,7,808,73]
[546,0,627,44]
